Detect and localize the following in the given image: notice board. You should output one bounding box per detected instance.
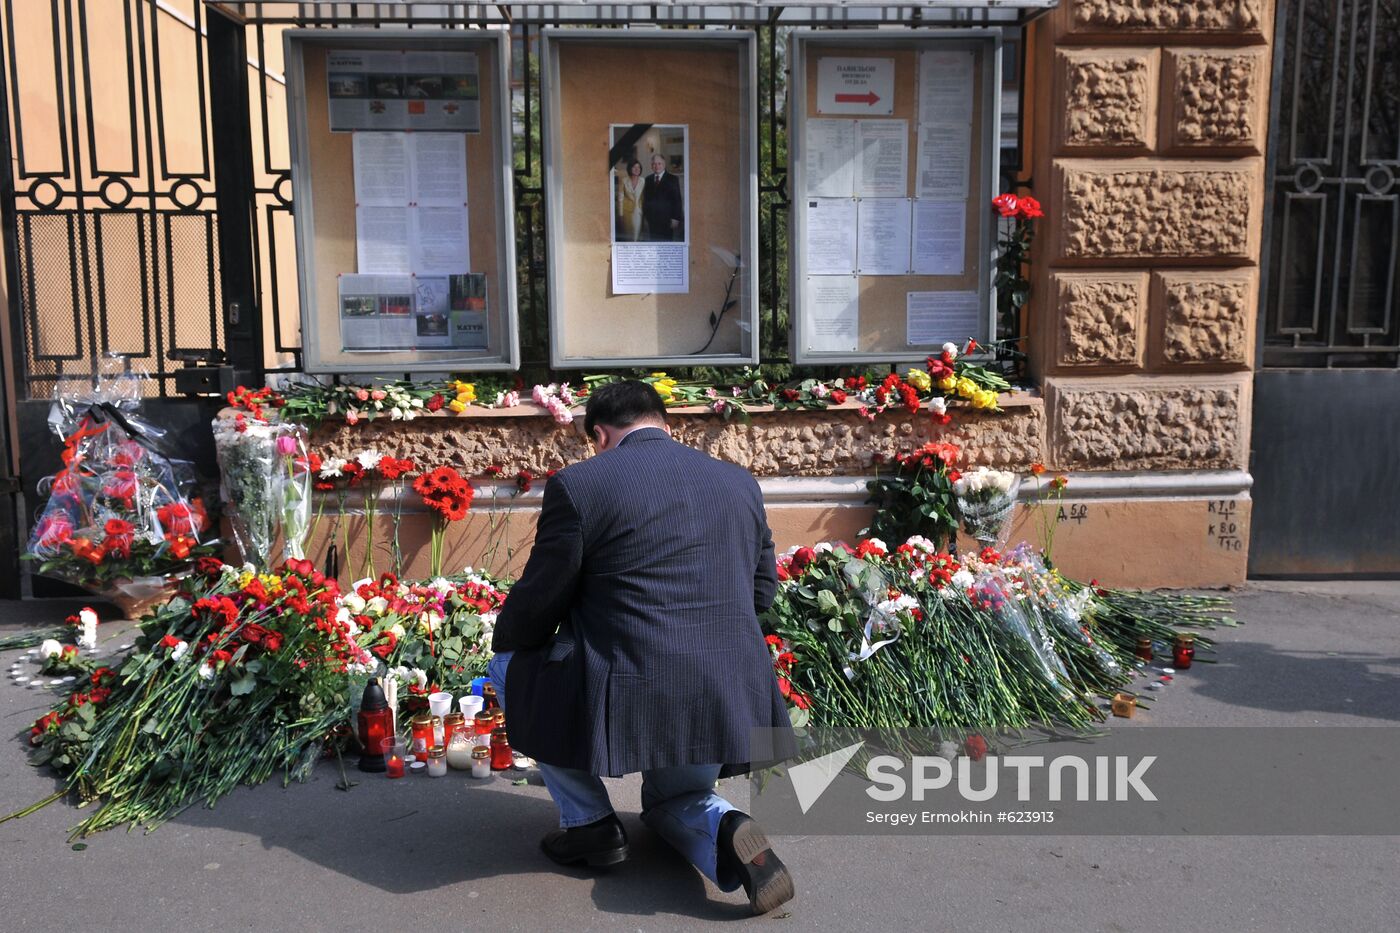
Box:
[284,30,518,374]
[789,30,1000,363]
[542,30,758,368]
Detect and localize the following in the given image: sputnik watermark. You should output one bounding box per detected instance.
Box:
[867,753,1156,803]
[750,727,1400,835]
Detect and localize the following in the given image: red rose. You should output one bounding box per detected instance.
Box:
[991,193,1019,217]
[830,389,848,405]
[1016,196,1043,220]
[195,556,224,577]
[425,393,446,412]
[789,546,817,575]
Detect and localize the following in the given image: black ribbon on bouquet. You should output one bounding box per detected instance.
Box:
[80,401,150,443]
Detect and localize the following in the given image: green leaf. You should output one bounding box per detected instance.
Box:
[788,706,810,728]
[827,618,842,633]
[229,673,257,696]
[816,589,841,615]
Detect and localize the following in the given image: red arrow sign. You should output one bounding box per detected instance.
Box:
[834,91,881,105]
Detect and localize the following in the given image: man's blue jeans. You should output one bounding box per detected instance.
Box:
[488,651,739,891]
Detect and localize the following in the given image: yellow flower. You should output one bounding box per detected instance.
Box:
[454,382,476,403]
[904,369,932,392]
[956,377,977,399]
[650,371,669,379]
[448,399,467,413]
[938,374,957,392]
[654,383,675,402]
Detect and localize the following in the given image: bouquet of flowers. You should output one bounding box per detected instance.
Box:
[212,415,311,569]
[953,466,1021,548]
[14,558,373,837]
[24,364,216,613]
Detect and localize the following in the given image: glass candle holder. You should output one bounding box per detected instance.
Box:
[1134,637,1153,663]
[473,710,496,746]
[490,728,513,771]
[443,712,467,746]
[426,745,447,778]
[410,713,434,759]
[384,736,407,780]
[1173,635,1195,669]
[1110,693,1137,718]
[446,732,474,770]
[471,746,491,779]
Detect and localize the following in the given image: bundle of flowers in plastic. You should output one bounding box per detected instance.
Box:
[953,467,1020,548]
[967,568,1073,699]
[212,415,312,569]
[25,363,216,604]
[1005,543,1124,682]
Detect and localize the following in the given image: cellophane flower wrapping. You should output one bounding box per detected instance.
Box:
[1006,544,1122,680]
[953,468,1020,548]
[968,567,1072,698]
[277,427,312,561]
[213,417,308,569]
[26,363,214,588]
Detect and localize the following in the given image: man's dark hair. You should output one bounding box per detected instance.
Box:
[584,380,667,439]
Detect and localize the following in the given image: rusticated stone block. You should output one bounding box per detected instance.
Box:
[1053,159,1262,262]
[1060,0,1269,39]
[1056,49,1158,152]
[1152,270,1255,366]
[1048,376,1248,470]
[1163,48,1268,153]
[1052,271,1148,367]
[308,399,1047,477]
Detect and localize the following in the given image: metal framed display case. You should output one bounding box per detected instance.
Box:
[788,29,1001,364]
[284,29,519,374]
[541,29,759,369]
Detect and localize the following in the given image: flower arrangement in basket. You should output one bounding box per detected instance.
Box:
[24,365,218,616]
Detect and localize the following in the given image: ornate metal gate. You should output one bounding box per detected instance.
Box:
[1252,0,1400,575]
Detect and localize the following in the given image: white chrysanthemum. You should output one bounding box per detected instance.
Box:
[355,450,383,470]
[197,662,215,681]
[319,457,348,479]
[78,608,99,649]
[951,569,975,590]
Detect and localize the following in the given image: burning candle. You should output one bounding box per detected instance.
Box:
[443,712,466,746]
[471,745,491,779]
[384,737,406,779]
[426,745,447,778]
[1172,635,1195,669]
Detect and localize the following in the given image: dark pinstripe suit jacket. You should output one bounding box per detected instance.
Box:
[491,426,794,776]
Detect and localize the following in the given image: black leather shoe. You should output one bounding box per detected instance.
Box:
[718,811,794,914]
[540,814,629,868]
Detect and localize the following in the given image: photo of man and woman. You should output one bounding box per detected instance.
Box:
[610,124,688,244]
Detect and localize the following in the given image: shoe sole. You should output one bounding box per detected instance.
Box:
[729,819,795,914]
[543,843,631,869]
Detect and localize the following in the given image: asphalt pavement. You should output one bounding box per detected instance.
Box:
[0,582,1397,932]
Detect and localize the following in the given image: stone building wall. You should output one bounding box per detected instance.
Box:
[1031,0,1271,473]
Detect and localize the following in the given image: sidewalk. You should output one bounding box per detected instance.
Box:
[1,582,1398,931]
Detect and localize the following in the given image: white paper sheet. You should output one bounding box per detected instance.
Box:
[856,198,912,275]
[411,207,470,275]
[612,242,689,294]
[805,119,857,197]
[355,206,412,274]
[918,50,975,125]
[806,276,860,352]
[805,198,858,275]
[907,289,981,347]
[915,123,971,200]
[353,132,411,206]
[856,120,909,198]
[411,134,469,206]
[817,57,896,116]
[911,200,966,276]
